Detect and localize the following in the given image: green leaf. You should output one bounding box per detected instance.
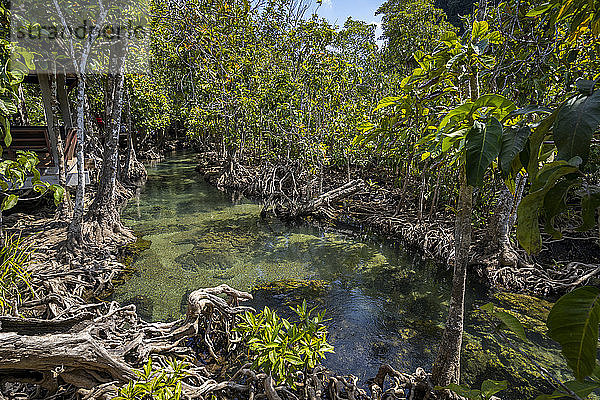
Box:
[286,354,304,365]
[472,20,489,40]
[446,52,467,70]
[553,90,600,164]
[517,160,580,253]
[0,98,17,117]
[526,3,552,17]
[499,126,531,176]
[576,79,597,95]
[477,55,496,69]
[438,102,474,132]
[1,117,10,148]
[480,303,528,341]
[436,383,481,400]
[32,166,41,183]
[547,286,600,381]
[532,157,581,191]
[2,194,18,211]
[18,48,36,70]
[465,118,503,187]
[440,31,458,46]
[577,189,600,231]
[441,129,468,152]
[494,311,528,341]
[543,178,581,238]
[374,96,402,111]
[503,105,553,122]
[471,94,516,121]
[527,110,559,176]
[486,31,505,44]
[535,380,600,399]
[480,380,508,400]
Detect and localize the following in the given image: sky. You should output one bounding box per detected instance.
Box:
[309,0,385,42]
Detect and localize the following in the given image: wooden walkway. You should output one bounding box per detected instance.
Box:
[3,126,88,188]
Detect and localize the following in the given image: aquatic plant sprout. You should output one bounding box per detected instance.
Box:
[235,300,334,386]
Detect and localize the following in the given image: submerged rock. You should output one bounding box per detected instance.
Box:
[462,292,578,400]
[119,236,152,269]
[254,279,329,300]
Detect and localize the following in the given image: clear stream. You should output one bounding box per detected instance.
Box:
[114,154,572,399]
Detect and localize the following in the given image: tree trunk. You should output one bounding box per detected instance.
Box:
[429,169,442,218]
[491,173,527,268]
[66,77,87,250]
[54,0,109,253]
[122,88,132,179]
[53,73,73,219]
[396,152,414,216]
[85,50,133,244]
[417,160,431,221]
[431,166,472,388]
[431,58,479,391]
[508,173,526,229]
[52,126,72,220]
[39,72,72,219]
[0,209,4,248]
[17,84,29,125]
[121,88,147,186]
[38,73,60,175]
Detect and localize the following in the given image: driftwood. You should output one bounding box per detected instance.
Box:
[186,284,254,319]
[0,330,133,389]
[0,286,254,399]
[289,179,366,219]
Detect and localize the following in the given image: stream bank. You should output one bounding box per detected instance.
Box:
[0,154,582,400]
[115,153,576,400]
[195,150,600,297]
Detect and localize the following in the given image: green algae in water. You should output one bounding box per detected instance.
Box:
[462,292,588,400]
[116,154,576,400]
[119,236,152,269]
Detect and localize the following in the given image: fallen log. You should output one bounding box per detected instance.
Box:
[0,331,133,389]
[281,179,366,219]
[0,285,252,398]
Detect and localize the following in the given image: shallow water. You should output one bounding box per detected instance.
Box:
[115,154,571,398]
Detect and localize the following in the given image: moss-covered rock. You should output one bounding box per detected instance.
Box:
[254,279,329,301]
[462,292,572,400]
[119,235,152,269]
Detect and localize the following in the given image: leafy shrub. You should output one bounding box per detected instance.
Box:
[0,150,64,212]
[113,358,189,400]
[0,233,34,314]
[235,300,334,386]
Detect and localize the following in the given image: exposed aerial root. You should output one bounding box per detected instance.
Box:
[1,284,440,400]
